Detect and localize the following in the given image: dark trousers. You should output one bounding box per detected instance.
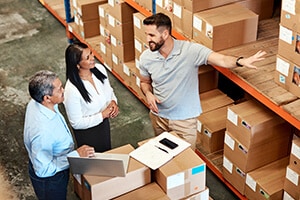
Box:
[73,118,111,152]
[28,161,69,200]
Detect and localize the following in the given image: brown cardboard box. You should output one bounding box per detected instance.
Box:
[278,24,300,65]
[77,0,107,21]
[106,13,134,43]
[181,187,210,200]
[290,139,300,174]
[98,3,109,28]
[223,156,247,195]
[82,144,151,200]
[133,12,147,40]
[107,0,136,23]
[283,165,300,200]
[134,36,148,61]
[224,131,291,172]
[236,0,274,20]
[73,174,83,199]
[226,99,292,149]
[78,18,100,38]
[182,0,240,12]
[110,34,135,62]
[197,106,227,153]
[172,3,193,39]
[192,3,258,51]
[198,65,218,93]
[244,157,289,200]
[199,89,234,113]
[114,182,170,200]
[154,148,206,199]
[280,0,300,32]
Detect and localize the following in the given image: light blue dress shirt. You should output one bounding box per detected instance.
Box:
[24,99,77,178]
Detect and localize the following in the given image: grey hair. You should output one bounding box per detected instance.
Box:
[28,70,58,103]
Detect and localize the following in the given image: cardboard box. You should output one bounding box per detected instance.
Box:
[73,174,83,199]
[81,144,151,200]
[198,65,218,93]
[110,34,135,62]
[290,139,300,174]
[197,106,227,153]
[284,165,300,200]
[106,13,134,43]
[172,3,193,39]
[133,12,147,41]
[224,131,291,172]
[78,18,100,38]
[199,89,234,113]
[77,0,107,21]
[98,3,109,28]
[114,182,169,200]
[182,0,240,12]
[280,0,300,32]
[278,24,300,65]
[245,157,289,200]
[226,99,292,149]
[183,187,210,200]
[223,156,247,195]
[193,3,258,51]
[107,0,136,23]
[154,148,206,199]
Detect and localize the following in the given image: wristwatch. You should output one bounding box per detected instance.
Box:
[236,57,244,67]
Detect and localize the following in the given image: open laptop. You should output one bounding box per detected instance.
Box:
[67,153,130,177]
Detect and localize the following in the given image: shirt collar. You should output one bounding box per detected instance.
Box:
[37,101,58,120]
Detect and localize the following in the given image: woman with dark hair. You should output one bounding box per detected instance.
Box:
[63,41,119,152]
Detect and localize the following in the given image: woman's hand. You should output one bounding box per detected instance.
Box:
[108,100,119,119]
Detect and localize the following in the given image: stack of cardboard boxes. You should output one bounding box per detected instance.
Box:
[274,0,300,98]
[71,0,107,38]
[284,138,300,199]
[222,99,293,198]
[73,138,210,199]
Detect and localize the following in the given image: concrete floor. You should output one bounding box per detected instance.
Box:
[0,0,239,199]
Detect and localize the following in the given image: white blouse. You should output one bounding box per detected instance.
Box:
[63,63,117,129]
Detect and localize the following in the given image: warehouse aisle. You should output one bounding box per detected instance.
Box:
[0,0,238,199]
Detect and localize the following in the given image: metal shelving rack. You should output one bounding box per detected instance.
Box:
[38,0,299,199]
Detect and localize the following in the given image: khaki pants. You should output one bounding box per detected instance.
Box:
[149,112,197,150]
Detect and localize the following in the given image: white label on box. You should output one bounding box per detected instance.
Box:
[193,16,202,32]
[286,167,299,186]
[100,24,105,36]
[197,120,202,132]
[279,25,293,45]
[276,57,290,76]
[282,0,296,15]
[279,74,286,84]
[68,25,73,33]
[108,15,115,27]
[77,8,82,16]
[173,3,182,18]
[206,23,213,39]
[72,0,77,8]
[74,15,79,25]
[108,0,114,7]
[134,38,142,53]
[227,108,238,126]
[100,42,106,54]
[224,133,235,150]
[223,156,233,174]
[110,35,117,47]
[123,64,130,76]
[204,129,211,138]
[73,174,82,184]
[291,143,300,159]
[291,142,300,159]
[112,53,118,65]
[167,172,184,189]
[283,191,295,200]
[99,6,105,17]
[135,59,140,70]
[246,174,256,192]
[156,0,163,7]
[136,76,140,87]
[133,15,141,29]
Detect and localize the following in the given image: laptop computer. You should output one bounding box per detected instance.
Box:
[67,153,130,177]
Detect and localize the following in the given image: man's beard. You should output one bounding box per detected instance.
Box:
[149,39,165,52]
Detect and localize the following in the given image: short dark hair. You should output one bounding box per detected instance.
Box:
[28,70,58,103]
[143,12,172,34]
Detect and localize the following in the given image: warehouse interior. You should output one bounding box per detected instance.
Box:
[2,0,300,199]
